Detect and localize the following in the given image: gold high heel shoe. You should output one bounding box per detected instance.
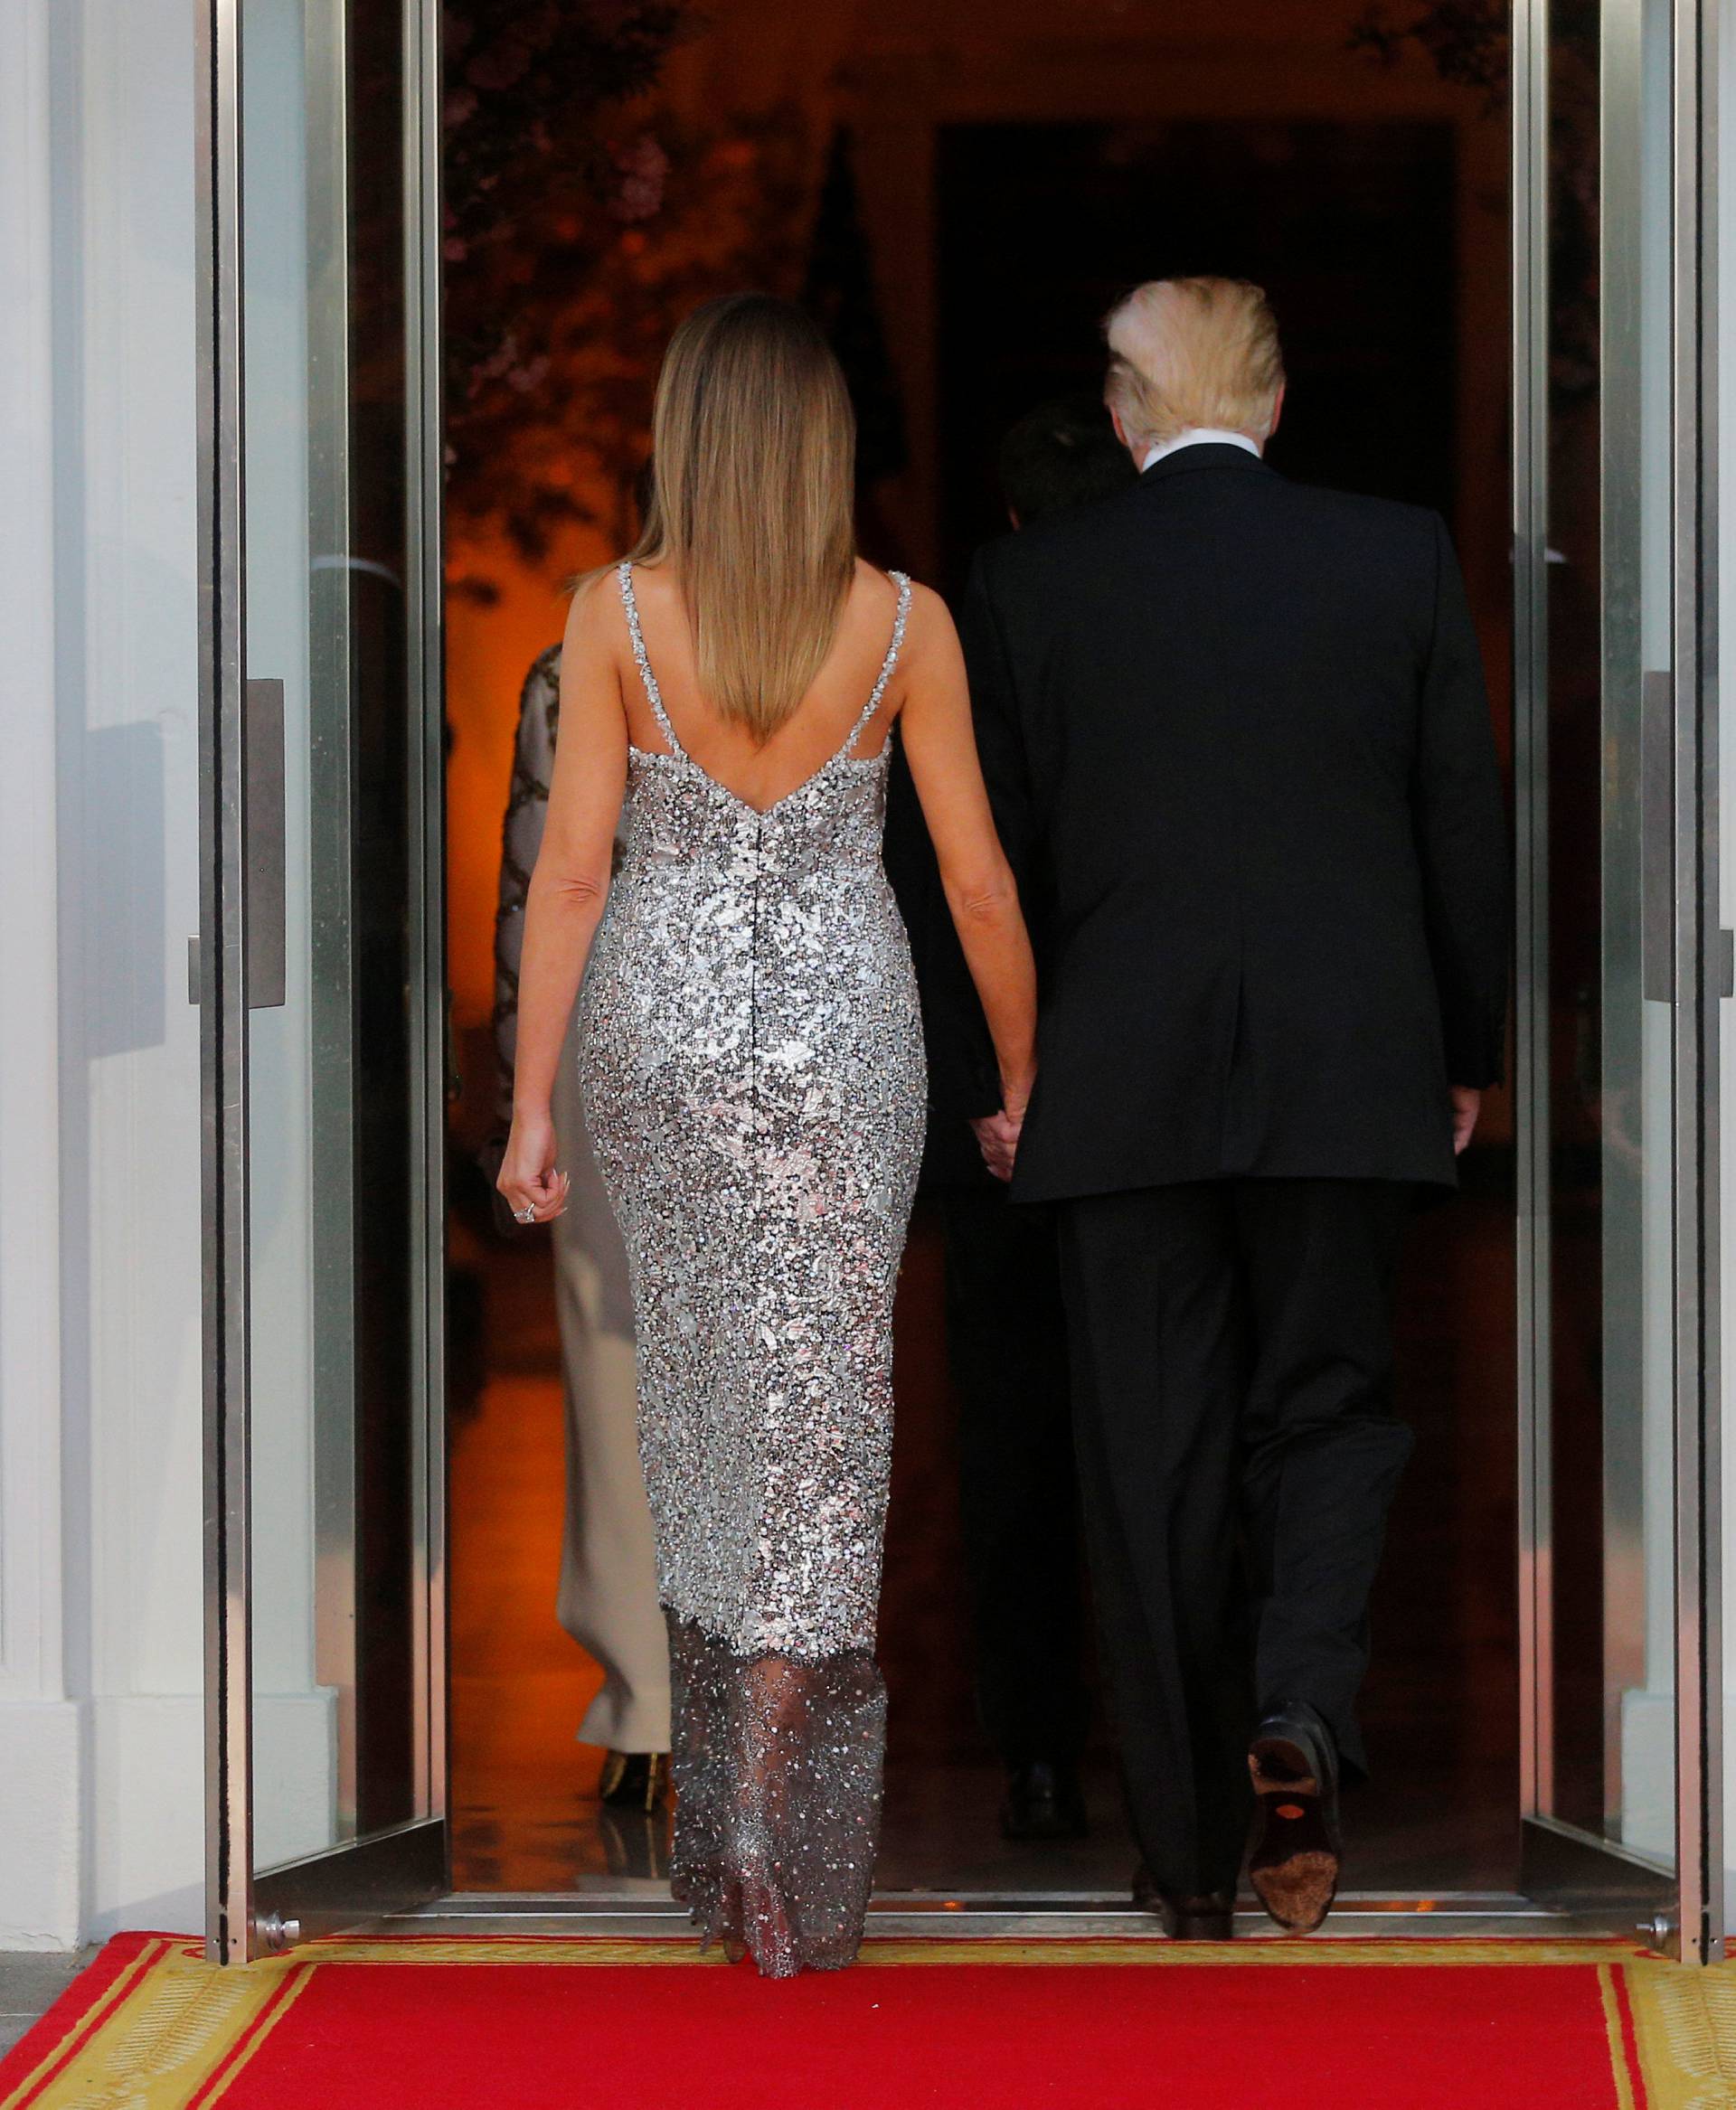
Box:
[598,1749,672,1814]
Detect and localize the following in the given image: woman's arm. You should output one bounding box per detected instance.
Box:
[496,575,628,1225]
[895,584,1038,1163]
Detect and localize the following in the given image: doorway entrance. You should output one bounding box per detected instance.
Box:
[193,0,1722,1960]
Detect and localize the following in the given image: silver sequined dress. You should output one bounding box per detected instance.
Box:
[578,563,926,1974]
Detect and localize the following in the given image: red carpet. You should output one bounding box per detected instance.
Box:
[5,1930,1728,2108]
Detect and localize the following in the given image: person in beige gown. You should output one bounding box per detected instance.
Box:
[493,644,671,1807]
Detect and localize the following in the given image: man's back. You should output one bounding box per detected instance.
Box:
[962,442,1509,1201]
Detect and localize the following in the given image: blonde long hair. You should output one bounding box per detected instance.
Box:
[630,294,857,742]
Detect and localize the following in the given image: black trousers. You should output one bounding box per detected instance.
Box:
[941,1186,1089,1768]
[1057,1179,1414,1899]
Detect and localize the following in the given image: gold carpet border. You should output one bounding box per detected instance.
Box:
[1621,1961,1736,2108]
[1598,1968,1641,2110]
[0,1937,170,2110]
[0,1942,312,2110]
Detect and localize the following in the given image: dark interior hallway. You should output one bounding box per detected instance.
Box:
[449,1187,1516,1900]
[442,0,1518,1917]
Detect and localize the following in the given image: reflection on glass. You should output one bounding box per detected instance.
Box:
[242,0,425,1873]
[1543,0,1676,1865]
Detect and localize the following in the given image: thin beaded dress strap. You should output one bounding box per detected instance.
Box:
[617,560,684,758]
[843,570,912,758]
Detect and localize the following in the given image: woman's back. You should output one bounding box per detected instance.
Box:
[610,557,908,813]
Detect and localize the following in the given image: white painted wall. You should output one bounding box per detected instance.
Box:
[0,0,80,1955]
[0,0,207,1946]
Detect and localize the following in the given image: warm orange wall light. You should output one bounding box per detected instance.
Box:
[446,519,615,1138]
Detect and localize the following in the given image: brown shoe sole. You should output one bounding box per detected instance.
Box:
[1248,1738,1339,1935]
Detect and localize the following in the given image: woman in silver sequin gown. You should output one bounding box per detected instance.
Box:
[499,297,1038,1976]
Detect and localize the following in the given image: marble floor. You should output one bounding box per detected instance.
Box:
[451,1752,1516,1906]
[0,1952,92,2060]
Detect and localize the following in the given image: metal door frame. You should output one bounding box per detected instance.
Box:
[1511,0,1724,1964]
[195,0,1730,1963]
[193,0,448,1964]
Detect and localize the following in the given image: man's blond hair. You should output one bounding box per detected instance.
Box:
[1103,277,1286,451]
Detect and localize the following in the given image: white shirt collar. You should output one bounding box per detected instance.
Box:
[1141,429,1263,472]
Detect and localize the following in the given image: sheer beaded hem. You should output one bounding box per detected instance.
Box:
[665,1611,886,1978]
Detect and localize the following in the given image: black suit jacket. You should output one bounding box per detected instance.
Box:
[956,443,1510,1202]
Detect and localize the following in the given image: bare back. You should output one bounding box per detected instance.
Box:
[520,551,1033,1169]
[612,558,908,813]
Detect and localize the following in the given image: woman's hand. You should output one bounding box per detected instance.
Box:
[970,1069,1033,1183]
[496,1108,571,1226]
[970,1109,1021,1182]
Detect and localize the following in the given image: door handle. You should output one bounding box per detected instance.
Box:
[246,676,287,1010]
[1641,668,1673,1003]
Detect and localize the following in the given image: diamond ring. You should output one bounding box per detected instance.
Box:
[516,1204,536,1224]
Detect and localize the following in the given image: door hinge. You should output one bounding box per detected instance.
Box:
[253,1910,302,1955]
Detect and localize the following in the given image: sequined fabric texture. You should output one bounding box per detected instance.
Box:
[578,564,925,1974]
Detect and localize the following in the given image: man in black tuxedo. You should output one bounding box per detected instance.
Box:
[957,278,1509,1937]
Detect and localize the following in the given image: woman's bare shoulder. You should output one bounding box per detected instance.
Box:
[850,560,950,636]
[562,560,629,650]
[893,578,958,669]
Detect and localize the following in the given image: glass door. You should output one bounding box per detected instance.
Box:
[195,0,447,1960]
[1513,0,1721,1958]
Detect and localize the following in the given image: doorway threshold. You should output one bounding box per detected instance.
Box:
[389,1889,1578,1941]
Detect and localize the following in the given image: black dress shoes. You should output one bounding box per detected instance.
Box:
[1248,1700,1342,1934]
[1132,1863,1234,1940]
[1000,1760,1090,1842]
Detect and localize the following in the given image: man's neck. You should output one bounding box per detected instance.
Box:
[1141,429,1263,473]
